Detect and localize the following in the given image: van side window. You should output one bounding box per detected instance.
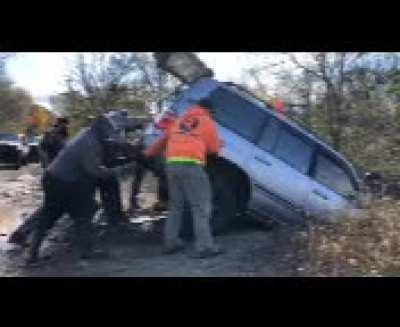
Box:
[313,153,354,196]
[273,128,312,174]
[208,87,267,142]
[257,118,279,152]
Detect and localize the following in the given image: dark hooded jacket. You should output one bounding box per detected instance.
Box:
[39,124,69,165]
[47,116,124,186]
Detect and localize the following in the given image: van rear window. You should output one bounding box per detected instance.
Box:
[273,127,313,174]
[313,153,355,196]
[208,87,267,142]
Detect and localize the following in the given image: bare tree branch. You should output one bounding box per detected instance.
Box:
[289,54,324,81]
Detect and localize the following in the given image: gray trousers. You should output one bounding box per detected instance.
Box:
[165,164,216,252]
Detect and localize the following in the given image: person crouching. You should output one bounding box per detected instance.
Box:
[9,112,135,264]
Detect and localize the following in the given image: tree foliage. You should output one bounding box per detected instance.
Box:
[56,52,180,132]
[0,55,35,133]
[242,52,400,175]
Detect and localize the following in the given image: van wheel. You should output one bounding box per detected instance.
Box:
[208,165,238,235]
[180,165,239,238]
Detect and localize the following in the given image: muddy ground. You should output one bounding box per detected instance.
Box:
[0,164,308,277]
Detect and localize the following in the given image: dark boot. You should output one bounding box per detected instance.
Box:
[79,248,109,260]
[151,200,168,213]
[26,206,63,263]
[188,248,225,259]
[131,198,141,210]
[8,208,42,247]
[74,216,109,259]
[27,229,46,264]
[8,230,29,248]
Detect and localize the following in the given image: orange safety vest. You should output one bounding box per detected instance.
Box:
[145,105,221,165]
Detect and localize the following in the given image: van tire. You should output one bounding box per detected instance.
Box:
[208,165,238,235]
[180,165,239,238]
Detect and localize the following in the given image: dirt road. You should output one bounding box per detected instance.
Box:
[0,164,306,277]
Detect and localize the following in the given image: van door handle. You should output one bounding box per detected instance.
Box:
[312,189,328,200]
[255,156,272,166]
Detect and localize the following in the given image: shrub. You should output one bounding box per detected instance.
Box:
[301,200,400,276]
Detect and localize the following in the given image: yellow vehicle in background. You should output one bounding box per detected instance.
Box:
[23,105,55,163]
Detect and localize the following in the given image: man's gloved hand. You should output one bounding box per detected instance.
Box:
[143,148,153,158]
[207,153,219,164]
[112,162,137,178]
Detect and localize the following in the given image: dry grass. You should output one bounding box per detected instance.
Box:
[299,199,400,277]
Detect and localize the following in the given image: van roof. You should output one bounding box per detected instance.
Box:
[216,81,360,179]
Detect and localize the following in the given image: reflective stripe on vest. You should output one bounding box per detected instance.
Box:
[166,156,204,165]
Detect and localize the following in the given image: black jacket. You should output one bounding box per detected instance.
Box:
[47,117,124,186]
[39,128,67,164]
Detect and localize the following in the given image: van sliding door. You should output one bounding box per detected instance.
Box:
[248,119,313,224]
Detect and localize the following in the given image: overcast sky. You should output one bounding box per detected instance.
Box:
[7,52,391,109]
[5,52,281,108]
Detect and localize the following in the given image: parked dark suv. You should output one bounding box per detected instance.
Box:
[0,132,29,169]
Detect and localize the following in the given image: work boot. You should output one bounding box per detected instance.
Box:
[25,248,40,266]
[144,201,168,215]
[162,240,185,255]
[8,231,29,248]
[131,198,142,211]
[93,209,108,226]
[79,248,109,260]
[126,202,141,217]
[25,252,52,268]
[107,212,131,232]
[25,256,41,268]
[188,248,225,259]
[153,200,168,212]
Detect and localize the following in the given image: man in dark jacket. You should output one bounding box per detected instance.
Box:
[98,141,126,225]
[97,110,147,225]
[38,117,69,168]
[9,111,137,264]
